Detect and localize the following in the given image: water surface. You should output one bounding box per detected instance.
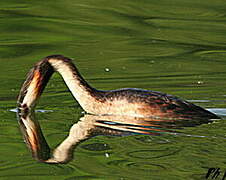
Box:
[1,0,226,179]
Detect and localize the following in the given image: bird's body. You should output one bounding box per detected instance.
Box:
[17,55,220,120]
[94,88,218,119]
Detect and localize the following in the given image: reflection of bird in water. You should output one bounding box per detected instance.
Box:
[17,111,212,164]
[17,55,219,119]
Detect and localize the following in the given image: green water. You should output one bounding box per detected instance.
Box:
[1,0,226,179]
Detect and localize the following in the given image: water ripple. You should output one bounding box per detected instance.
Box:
[207,108,226,116]
[80,143,111,151]
[126,148,181,159]
[9,108,53,113]
[107,159,166,171]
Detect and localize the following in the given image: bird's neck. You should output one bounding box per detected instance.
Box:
[49,58,98,110]
[18,55,100,112]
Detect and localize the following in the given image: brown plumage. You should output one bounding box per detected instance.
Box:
[17,55,220,120]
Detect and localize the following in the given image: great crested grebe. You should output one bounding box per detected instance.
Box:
[17,55,219,120]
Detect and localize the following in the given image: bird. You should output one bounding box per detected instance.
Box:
[17,55,220,120]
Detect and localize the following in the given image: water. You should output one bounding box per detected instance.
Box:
[1,0,226,179]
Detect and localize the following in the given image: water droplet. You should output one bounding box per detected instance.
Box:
[105,68,110,72]
[105,153,110,158]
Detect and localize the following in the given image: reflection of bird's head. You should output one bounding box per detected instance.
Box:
[18,111,51,162]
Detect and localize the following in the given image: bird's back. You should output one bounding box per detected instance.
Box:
[99,88,219,120]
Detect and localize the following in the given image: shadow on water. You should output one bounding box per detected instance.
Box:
[17,108,215,164]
